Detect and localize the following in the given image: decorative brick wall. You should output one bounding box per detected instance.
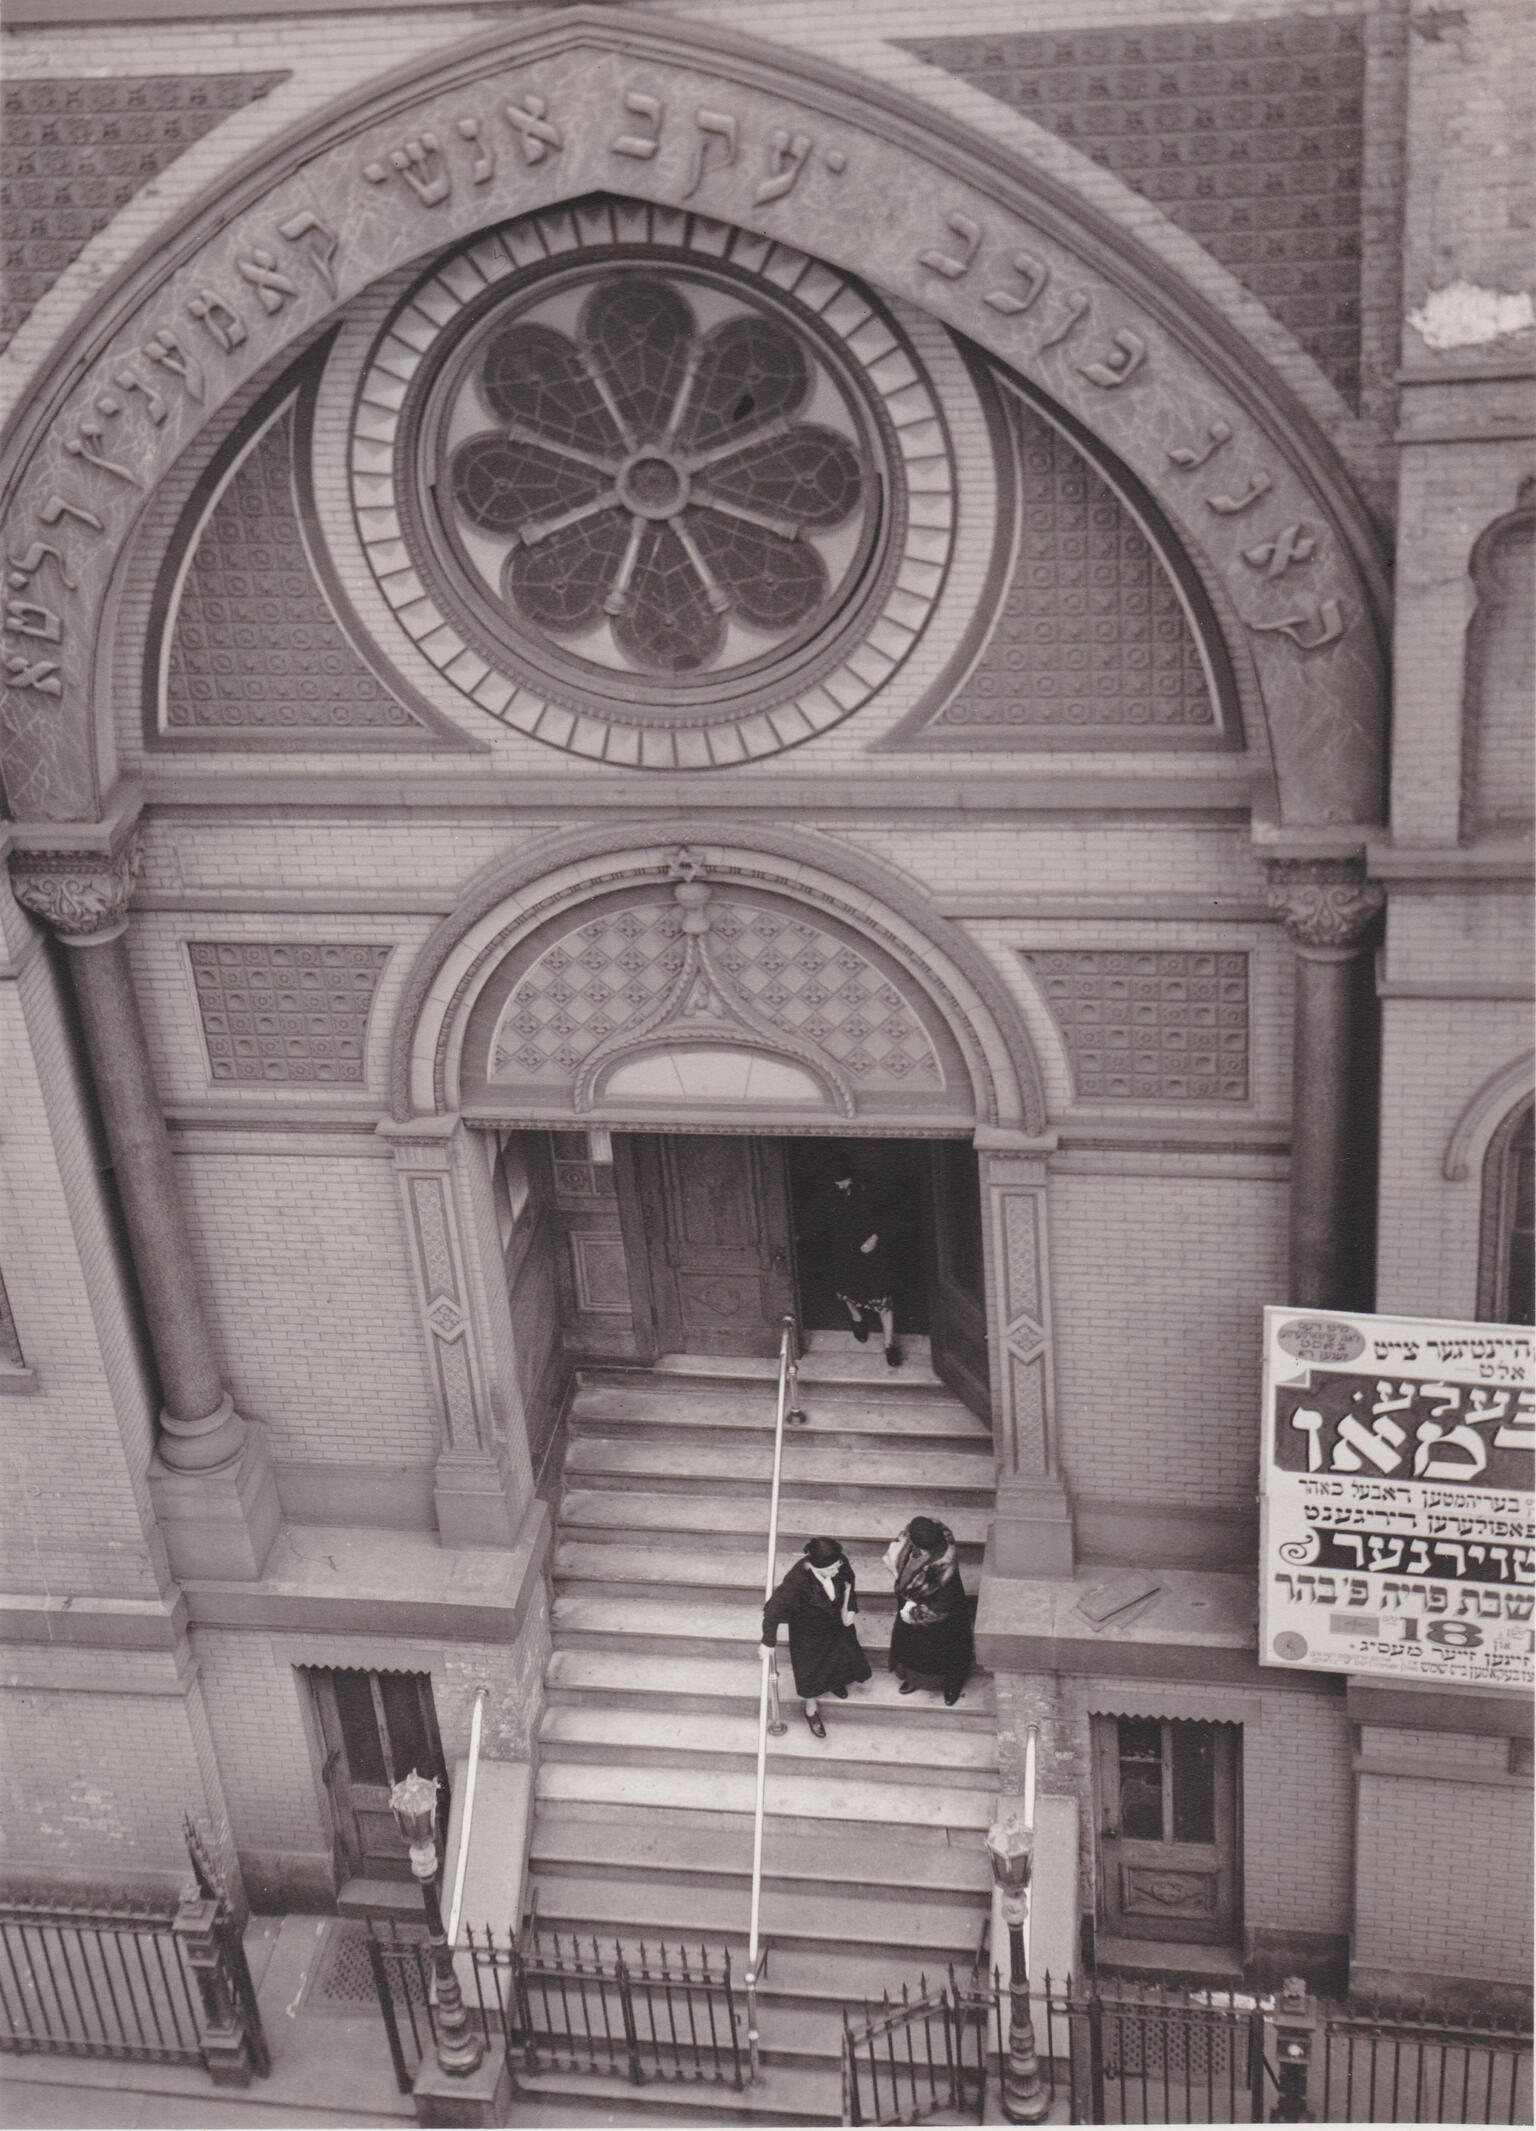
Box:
[900,15,1368,400]
[188,940,392,1084]
[162,402,424,736]
[1027,949,1249,1100]
[1,73,287,349]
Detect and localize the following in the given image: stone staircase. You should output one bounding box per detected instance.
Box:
[521,1334,1001,2124]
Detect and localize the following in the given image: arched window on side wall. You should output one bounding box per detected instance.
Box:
[1479,1097,1535,1324]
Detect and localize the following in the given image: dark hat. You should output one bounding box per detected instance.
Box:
[803,1536,844,1568]
[906,1516,948,1553]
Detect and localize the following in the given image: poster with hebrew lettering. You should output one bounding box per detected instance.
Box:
[1260,1307,1534,1687]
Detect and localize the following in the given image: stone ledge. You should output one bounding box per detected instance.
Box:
[0,1590,187,1650]
[180,1504,550,1643]
[1345,1672,1533,1738]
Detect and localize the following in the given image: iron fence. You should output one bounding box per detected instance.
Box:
[840,1966,997,2126]
[0,1899,204,2068]
[364,1918,744,2095]
[1320,2000,1533,2126]
[1040,1976,1265,2124]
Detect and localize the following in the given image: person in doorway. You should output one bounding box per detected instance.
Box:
[804,1159,903,1367]
[885,1516,973,1707]
[761,1536,871,1738]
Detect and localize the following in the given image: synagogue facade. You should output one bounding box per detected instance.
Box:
[1,0,1530,2043]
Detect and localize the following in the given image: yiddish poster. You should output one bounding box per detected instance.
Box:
[1260,1307,1534,1687]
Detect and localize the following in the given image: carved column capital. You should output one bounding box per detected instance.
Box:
[9,835,142,943]
[1265,859,1384,955]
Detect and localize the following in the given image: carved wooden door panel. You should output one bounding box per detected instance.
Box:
[636,1135,796,1357]
[926,1139,991,1421]
[309,1669,448,1886]
[1094,1716,1240,1944]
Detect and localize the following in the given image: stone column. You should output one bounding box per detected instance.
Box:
[977,1131,1073,1578]
[1266,859,1385,1310]
[9,841,279,1580]
[378,1115,534,1549]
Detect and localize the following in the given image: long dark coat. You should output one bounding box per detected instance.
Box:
[761,1558,873,1699]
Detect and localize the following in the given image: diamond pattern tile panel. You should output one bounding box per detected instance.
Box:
[164,403,424,733]
[930,398,1212,733]
[190,941,392,1083]
[493,899,942,1089]
[1028,949,1249,1101]
[899,15,1366,400]
[2,73,287,349]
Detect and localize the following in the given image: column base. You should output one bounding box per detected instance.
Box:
[150,1429,281,1581]
[990,1479,1075,1579]
[412,2047,512,2127]
[434,1446,527,1551]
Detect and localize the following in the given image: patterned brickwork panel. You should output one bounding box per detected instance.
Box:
[1027,950,1249,1101]
[189,942,392,1083]
[1,73,287,350]
[494,899,942,1090]
[932,399,1212,733]
[899,17,1365,400]
[164,404,423,732]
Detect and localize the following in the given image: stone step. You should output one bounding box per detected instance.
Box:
[564,1435,994,1493]
[526,1874,984,1957]
[569,1381,990,1441]
[552,1537,979,1604]
[528,1814,994,1900]
[543,1648,994,1727]
[538,1706,998,1788]
[511,2063,838,2125]
[656,1342,941,1386]
[558,1489,989,1551]
[534,1759,999,1834]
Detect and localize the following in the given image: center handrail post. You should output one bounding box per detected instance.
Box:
[745,1313,798,2088]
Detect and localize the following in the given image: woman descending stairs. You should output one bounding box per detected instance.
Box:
[520,1334,1002,2125]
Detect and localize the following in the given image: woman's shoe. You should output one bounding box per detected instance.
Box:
[943,1685,964,1707]
[884,1343,902,1368]
[830,1687,848,1699]
[850,1319,870,1343]
[805,1707,827,1738]
[899,1681,919,1695]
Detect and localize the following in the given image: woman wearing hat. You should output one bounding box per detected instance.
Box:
[760,1536,872,1738]
[885,1516,973,1706]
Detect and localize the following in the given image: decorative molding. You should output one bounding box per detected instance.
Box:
[1461,491,1536,840]
[1445,1051,1536,1182]
[898,15,1368,401]
[986,1165,1057,1477]
[0,72,288,352]
[1028,948,1249,1102]
[8,836,141,939]
[187,941,391,1084]
[1265,858,1384,951]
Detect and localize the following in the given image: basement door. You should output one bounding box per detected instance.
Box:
[308,1668,449,1885]
[626,1134,797,1357]
[1093,1716,1241,1944]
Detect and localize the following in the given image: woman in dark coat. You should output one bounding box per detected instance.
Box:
[885,1516,973,1706]
[761,1536,872,1737]
[802,1163,903,1367]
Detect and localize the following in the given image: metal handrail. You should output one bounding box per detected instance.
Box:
[446,1685,487,1945]
[744,1314,803,2087]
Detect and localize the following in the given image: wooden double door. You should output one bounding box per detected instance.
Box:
[617,1133,989,1415]
[308,1667,448,1886]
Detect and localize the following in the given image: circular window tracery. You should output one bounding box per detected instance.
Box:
[349,201,955,767]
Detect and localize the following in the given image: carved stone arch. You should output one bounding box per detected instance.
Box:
[387,820,1047,1133]
[1443,1051,1536,1183]
[1,4,1385,826]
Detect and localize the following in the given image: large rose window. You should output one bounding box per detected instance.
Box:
[448,278,868,678]
[351,205,955,766]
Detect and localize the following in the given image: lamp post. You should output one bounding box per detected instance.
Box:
[388,1769,484,2078]
[985,1812,1049,2123]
